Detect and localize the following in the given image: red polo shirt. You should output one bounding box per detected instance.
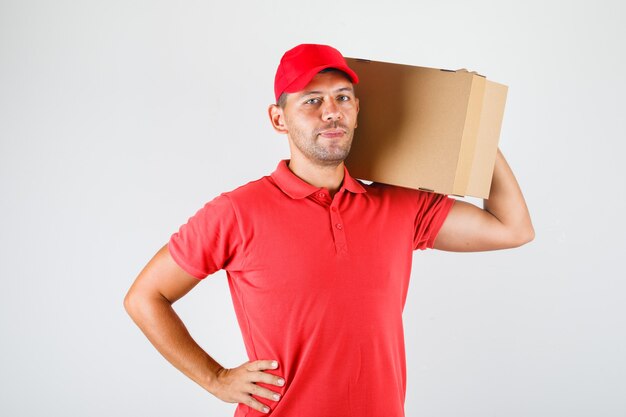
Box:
[169,160,454,417]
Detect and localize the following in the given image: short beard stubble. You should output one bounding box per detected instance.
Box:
[286,119,355,167]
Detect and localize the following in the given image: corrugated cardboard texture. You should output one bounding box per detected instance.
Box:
[344,58,507,199]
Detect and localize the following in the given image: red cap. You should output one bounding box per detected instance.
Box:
[274,44,359,102]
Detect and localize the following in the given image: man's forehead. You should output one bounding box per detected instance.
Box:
[296,72,355,96]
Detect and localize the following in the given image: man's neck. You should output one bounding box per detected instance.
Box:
[287,157,345,197]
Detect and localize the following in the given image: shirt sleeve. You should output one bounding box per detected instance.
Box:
[413,191,455,250]
[168,194,245,279]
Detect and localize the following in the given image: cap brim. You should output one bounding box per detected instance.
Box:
[282,64,359,95]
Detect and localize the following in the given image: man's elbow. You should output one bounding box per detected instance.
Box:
[124,288,145,322]
[509,224,535,248]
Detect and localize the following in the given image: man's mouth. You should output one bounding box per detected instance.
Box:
[318,129,346,138]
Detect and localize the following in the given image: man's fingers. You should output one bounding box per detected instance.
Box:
[246,360,285,387]
[250,370,285,387]
[248,382,282,401]
[246,359,279,372]
[241,395,271,414]
[213,360,283,413]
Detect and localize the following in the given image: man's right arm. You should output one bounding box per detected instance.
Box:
[124,244,284,414]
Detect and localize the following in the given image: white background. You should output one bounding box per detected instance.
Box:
[1,0,625,416]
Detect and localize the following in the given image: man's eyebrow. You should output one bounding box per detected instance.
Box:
[299,86,355,97]
[335,87,354,94]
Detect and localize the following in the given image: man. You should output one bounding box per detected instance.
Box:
[124,44,534,416]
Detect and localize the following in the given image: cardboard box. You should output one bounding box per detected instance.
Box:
[344,58,508,199]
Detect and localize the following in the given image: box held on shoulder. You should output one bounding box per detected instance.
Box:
[344,58,508,199]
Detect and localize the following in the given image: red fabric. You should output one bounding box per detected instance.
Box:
[168,160,454,417]
[274,44,359,102]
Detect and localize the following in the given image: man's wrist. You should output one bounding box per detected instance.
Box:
[201,361,226,395]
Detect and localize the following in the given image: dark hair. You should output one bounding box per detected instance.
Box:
[276,68,352,108]
[277,92,288,108]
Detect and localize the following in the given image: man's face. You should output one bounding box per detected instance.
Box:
[278,71,359,166]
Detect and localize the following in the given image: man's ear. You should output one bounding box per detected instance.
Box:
[268,104,288,134]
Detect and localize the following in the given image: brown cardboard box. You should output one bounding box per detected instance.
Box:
[344,58,508,198]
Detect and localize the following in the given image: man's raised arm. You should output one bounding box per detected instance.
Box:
[433,148,535,252]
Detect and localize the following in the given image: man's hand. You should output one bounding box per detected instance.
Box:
[125,245,284,414]
[210,360,285,414]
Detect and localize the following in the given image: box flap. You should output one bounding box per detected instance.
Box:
[452,74,486,196]
[466,80,508,198]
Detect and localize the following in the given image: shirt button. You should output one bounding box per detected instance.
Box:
[335,223,343,230]
[331,207,337,212]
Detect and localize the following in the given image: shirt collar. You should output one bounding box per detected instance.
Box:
[270,160,366,199]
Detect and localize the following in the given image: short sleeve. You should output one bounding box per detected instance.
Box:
[413,192,455,250]
[168,194,245,279]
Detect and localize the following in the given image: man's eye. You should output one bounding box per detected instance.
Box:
[338,95,350,102]
[305,98,321,105]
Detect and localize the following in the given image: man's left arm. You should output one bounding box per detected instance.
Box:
[433,148,535,252]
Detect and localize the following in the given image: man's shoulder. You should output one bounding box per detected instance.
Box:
[363,181,422,197]
[361,181,451,207]
[220,174,274,201]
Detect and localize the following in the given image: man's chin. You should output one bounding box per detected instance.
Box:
[314,149,352,166]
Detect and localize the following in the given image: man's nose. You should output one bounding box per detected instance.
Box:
[321,99,342,121]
